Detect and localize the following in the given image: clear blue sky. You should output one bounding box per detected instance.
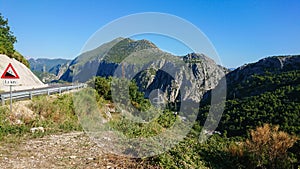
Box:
[0,0,299,68]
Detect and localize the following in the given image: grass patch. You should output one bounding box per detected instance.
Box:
[0,93,82,143]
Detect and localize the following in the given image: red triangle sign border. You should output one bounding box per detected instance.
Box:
[1,63,20,79]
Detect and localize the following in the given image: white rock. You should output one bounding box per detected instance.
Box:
[69,155,77,159]
[30,127,45,133]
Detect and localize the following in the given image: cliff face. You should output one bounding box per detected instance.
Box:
[60,38,227,103]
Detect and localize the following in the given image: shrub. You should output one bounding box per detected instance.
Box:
[229,124,299,169]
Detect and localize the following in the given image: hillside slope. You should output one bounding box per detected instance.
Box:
[60,38,124,82]
[60,38,227,103]
[199,55,300,136]
[0,54,47,92]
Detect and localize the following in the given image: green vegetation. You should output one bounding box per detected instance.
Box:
[0,13,16,57]
[0,58,299,168]
[0,94,82,142]
[154,123,298,169]
[103,38,157,63]
[29,94,82,132]
[83,73,299,168]
[0,106,29,141]
[11,51,30,68]
[0,13,29,67]
[86,77,178,136]
[197,70,300,137]
[193,69,300,168]
[89,76,151,112]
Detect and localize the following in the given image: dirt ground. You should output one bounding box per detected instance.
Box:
[0,132,160,169]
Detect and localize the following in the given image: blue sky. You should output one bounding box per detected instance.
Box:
[0,0,299,68]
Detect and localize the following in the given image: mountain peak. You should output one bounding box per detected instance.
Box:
[103,38,158,63]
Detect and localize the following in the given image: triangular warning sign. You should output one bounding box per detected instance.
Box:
[1,63,20,79]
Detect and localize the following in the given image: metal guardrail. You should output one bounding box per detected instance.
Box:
[0,84,86,106]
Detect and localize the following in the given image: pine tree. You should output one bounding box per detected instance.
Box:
[0,13,17,57]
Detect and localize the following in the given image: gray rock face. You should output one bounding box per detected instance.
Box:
[60,38,227,103]
[128,53,227,103]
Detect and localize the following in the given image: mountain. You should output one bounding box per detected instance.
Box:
[226,55,300,99]
[60,37,124,82]
[29,58,70,75]
[199,55,300,136]
[60,38,228,103]
[0,54,47,92]
[29,58,71,82]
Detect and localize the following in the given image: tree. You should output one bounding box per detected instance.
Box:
[0,13,17,57]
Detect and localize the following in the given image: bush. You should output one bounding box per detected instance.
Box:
[229,124,298,169]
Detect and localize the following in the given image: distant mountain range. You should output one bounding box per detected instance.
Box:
[28,58,71,83]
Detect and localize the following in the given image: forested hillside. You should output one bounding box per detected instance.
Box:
[198,56,300,137]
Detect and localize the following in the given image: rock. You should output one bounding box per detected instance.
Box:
[30,127,45,133]
[69,155,77,159]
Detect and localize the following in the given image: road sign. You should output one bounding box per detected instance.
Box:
[1,63,20,113]
[3,79,19,85]
[1,63,20,86]
[1,63,20,79]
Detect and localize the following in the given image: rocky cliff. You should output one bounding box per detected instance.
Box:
[60,38,227,103]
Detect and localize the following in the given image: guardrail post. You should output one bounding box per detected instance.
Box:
[47,89,50,96]
[59,88,62,94]
[29,91,33,100]
[1,95,4,106]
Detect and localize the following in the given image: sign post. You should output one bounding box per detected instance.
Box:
[1,63,20,113]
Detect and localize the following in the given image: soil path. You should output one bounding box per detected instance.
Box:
[0,132,159,169]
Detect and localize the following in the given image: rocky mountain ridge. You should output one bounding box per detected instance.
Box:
[225,55,300,99]
[60,38,227,103]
